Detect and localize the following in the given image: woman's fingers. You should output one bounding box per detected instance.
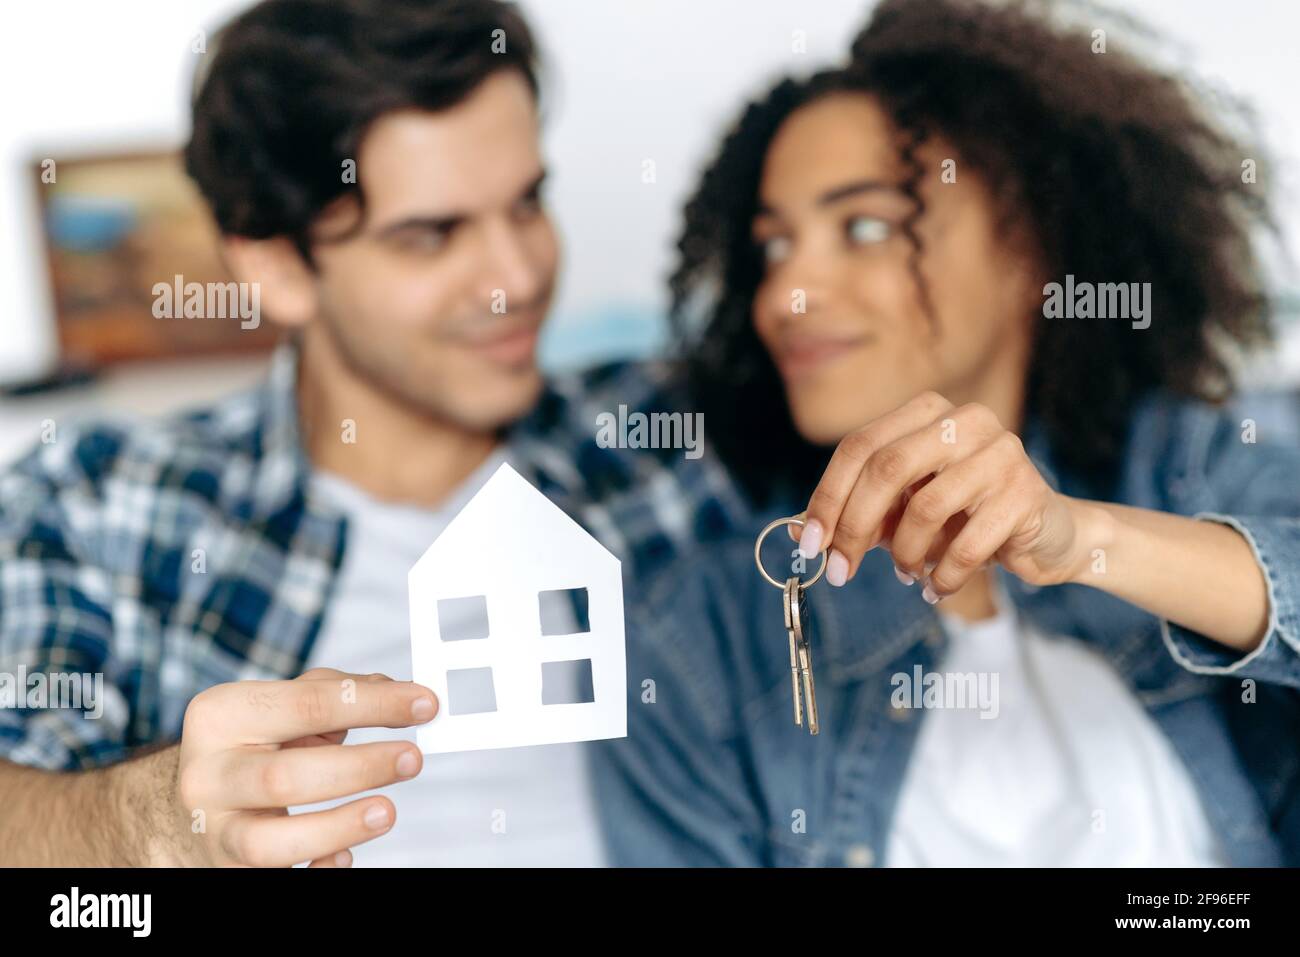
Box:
[825,425,960,576]
[890,508,970,587]
[922,490,1028,601]
[888,434,1023,581]
[789,386,1073,597]
[816,403,1006,582]
[798,391,954,557]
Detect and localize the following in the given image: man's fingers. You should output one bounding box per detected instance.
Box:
[296,668,393,684]
[193,677,438,745]
[216,741,423,809]
[281,668,389,750]
[800,391,953,559]
[221,797,397,868]
[308,849,354,868]
[281,729,350,750]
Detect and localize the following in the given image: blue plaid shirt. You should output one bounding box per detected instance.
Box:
[0,346,751,770]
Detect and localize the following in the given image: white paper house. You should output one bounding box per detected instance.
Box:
[409,463,626,753]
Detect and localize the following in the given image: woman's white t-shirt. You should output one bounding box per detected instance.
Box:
[884,581,1225,867]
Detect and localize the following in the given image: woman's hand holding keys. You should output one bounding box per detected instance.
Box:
[792,391,1104,603]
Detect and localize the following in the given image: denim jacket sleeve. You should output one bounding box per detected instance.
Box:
[1149,397,1300,688]
[591,562,770,866]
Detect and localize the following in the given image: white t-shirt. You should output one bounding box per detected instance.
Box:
[290,449,605,867]
[884,580,1225,867]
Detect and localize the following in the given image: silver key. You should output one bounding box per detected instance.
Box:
[783,575,819,735]
[755,515,827,739]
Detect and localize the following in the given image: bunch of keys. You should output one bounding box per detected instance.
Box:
[754,516,827,735]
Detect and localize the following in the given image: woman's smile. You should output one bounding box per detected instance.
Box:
[772,328,878,380]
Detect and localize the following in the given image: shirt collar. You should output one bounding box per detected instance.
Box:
[245,341,317,523]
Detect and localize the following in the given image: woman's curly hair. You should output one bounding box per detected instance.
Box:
[669,0,1278,506]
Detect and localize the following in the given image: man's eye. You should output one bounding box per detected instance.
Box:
[401,229,450,252]
[514,194,543,220]
[760,235,792,264]
[846,215,890,246]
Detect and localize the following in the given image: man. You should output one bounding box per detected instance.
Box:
[0,0,746,867]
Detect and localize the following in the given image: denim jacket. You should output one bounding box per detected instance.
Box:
[592,391,1300,866]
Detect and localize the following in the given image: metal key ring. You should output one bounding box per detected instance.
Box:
[754,516,828,590]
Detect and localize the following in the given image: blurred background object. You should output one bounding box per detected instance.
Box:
[34,149,279,365]
[1,0,1298,466]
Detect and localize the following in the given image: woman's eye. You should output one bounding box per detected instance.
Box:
[846,215,890,246]
[761,235,793,264]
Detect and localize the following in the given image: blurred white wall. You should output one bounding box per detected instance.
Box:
[1,0,1298,386]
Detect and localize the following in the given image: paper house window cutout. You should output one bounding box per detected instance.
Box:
[541,658,595,705]
[409,463,626,753]
[436,595,491,642]
[539,586,590,635]
[446,666,498,714]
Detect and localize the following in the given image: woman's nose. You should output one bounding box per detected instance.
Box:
[765,254,833,320]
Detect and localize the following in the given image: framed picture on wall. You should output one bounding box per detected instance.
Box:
[31,148,279,367]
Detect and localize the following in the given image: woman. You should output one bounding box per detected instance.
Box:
[594,0,1300,866]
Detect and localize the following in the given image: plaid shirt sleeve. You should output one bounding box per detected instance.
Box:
[0,426,133,770]
[0,353,757,773]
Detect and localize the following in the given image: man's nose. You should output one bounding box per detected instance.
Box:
[477,219,547,310]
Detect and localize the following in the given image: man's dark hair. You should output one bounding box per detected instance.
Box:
[669,0,1279,506]
[184,0,539,261]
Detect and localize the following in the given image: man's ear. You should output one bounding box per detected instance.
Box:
[220,236,318,329]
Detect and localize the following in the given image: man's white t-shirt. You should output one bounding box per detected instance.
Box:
[884,579,1225,867]
[290,449,605,867]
